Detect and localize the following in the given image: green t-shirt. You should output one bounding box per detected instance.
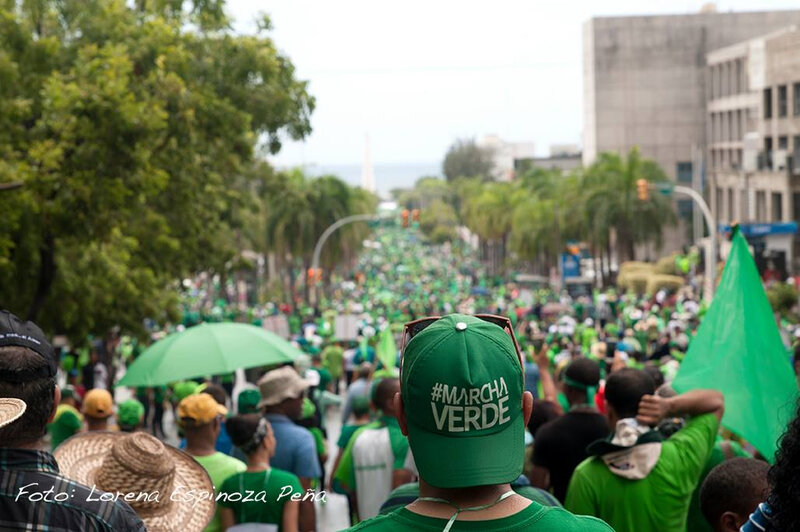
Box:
[349,501,614,531]
[193,452,247,532]
[685,438,750,532]
[337,423,366,449]
[566,414,719,532]
[334,416,408,492]
[48,404,83,450]
[218,468,302,531]
[321,346,345,378]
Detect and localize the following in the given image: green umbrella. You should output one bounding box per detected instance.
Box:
[117,322,303,387]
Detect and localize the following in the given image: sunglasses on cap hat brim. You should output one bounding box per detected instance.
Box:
[400,314,523,365]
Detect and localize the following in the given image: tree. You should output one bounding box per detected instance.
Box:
[419,199,458,244]
[582,148,676,264]
[0,0,314,342]
[442,138,495,182]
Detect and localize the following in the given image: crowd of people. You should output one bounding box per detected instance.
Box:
[2,225,800,531]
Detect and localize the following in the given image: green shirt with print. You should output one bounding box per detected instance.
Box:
[321,345,345,378]
[348,501,614,531]
[566,413,719,532]
[193,452,247,532]
[218,468,302,531]
[334,416,408,492]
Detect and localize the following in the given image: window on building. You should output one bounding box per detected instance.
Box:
[734,60,741,94]
[772,192,783,222]
[764,87,772,118]
[765,136,773,169]
[778,85,788,117]
[676,162,693,183]
[716,188,724,222]
[756,191,766,222]
[728,188,735,221]
[794,193,800,223]
[794,135,800,174]
[794,82,800,116]
[779,136,788,150]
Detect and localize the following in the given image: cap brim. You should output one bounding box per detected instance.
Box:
[54,431,215,531]
[406,414,525,489]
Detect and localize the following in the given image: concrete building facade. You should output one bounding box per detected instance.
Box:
[478,135,536,181]
[583,9,800,251]
[707,26,800,272]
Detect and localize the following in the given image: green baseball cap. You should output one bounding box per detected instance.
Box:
[237,389,261,414]
[400,314,524,488]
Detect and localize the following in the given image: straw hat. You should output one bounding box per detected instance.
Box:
[0,398,26,428]
[54,431,214,532]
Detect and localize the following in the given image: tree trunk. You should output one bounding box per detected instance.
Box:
[27,231,56,322]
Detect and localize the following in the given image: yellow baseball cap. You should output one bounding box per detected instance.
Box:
[177,393,227,424]
[83,389,113,419]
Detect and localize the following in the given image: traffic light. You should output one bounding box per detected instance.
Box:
[401,209,409,228]
[307,268,323,284]
[307,268,315,284]
[636,179,649,201]
[315,268,323,283]
[411,209,420,223]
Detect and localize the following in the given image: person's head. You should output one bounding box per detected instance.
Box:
[768,398,800,530]
[700,457,769,531]
[202,382,229,410]
[372,378,400,418]
[604,368,656,427]
[528,399,560,436]
[0,311,59,448]
[236,389,262,415]
[83,388,113,427]
[351,395,371,420]
[257,366,310,420]
[643,365,665,389]
[117,398,145,432]
[177,392,228,445]
[60,385,78,408]
[396,314,533,490]
[90,350,99,364]
[226,414,276,459]
[560,357,601,406]
[356,362,372,380]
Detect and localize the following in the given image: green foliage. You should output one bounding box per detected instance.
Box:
[442,138,495,182]
[767,283,799,319]
[419,199,458,243]
[0,0,313,343]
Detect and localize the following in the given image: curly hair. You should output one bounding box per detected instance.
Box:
[768,397,800,530]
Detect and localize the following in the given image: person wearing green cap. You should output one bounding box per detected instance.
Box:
[237,388,262,415]
[47,385,83,450]
[349,314,613,531]
[529,357,609,503]
[117,398,145,432]
[334,378,411,522]
[321,339,345,394]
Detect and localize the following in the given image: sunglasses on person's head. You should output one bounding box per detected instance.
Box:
[400,314,523,364]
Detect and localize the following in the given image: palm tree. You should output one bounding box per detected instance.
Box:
[583,148,676,265]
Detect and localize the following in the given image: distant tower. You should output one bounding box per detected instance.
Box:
[361,134,376,193]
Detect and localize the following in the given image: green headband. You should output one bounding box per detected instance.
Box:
[563,376,597,408]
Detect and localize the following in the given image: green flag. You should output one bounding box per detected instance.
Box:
[673,228,798,461]
[376,326,398,371]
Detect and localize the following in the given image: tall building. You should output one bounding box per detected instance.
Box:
[707,26,800,273]
[478,135,536,181]
[583,9,800,250]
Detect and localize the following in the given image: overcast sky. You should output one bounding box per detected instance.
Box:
[225,0,799,167]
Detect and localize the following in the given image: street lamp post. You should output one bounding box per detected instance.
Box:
[672,185,716,301]
[310,213,379,304]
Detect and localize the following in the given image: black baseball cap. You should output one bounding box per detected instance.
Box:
[0,310,57,381]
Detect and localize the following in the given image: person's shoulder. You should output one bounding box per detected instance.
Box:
[347,509,402,530]
[536,505,615,530]
[3,471,146,531]
[271,467,301,486]
[214,451,247,470]
[572,455,604,476]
